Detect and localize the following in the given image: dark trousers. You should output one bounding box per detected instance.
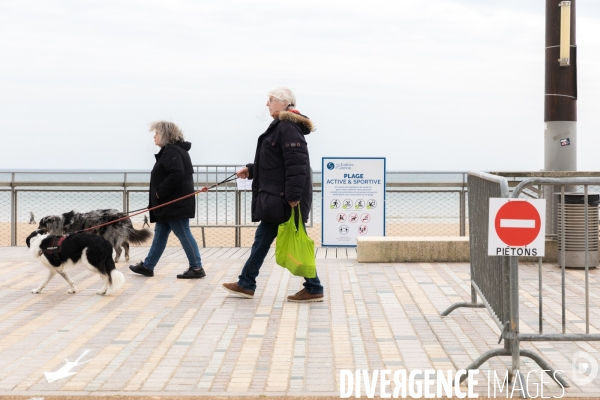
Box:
[238,221,323,294]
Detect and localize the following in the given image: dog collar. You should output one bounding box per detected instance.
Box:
[43,235,68,263]
[46,235,67,251]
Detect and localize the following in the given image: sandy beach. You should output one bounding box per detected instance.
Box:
[2,222,467,248]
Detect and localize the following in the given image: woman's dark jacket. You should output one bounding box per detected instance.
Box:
[148,141,195,223]
[247,111,314,225]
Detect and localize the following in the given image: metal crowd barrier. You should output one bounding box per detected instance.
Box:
[442,172,600,395]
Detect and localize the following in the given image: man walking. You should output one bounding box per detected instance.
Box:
[222,87,324,303]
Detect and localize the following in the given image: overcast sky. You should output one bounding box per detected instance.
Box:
[1,0,600,172]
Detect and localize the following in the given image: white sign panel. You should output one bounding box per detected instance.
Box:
[322,158,385,246]
[488,198,546,257]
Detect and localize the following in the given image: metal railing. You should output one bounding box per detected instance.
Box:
[0,168,469,247]
[442,172,600,395]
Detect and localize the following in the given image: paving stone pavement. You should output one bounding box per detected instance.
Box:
[0,247,599,398]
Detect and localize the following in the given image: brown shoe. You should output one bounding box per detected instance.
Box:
[222,282,254,299]
[287,288,324,303]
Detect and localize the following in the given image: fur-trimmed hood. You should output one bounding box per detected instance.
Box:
[278,111,315,134]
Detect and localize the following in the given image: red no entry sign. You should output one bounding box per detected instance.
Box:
[488,198,546,257]
[494,201,541,246]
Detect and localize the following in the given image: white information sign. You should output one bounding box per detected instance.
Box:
[322,157,385,246]
[488,198,546,257]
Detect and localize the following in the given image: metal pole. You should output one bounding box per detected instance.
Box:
[584,185,589,333]
[235,190,241,247]
[503,255,511,335]
[462,173,467,236]
[13,191,18,247]
[510,256,521,380]
[10,173,15,246]
[561,185,566,334]
[460,189,466,237]
[214,169,218,225]
[243,190,247,224]
[205,167,209,225]
[539,256,543,335]
[545,0,577,172]
[539,185,544,335]
[123,172,128,213]
[225,166,229,226]
[196,167,200,226]
[310,191,313,227]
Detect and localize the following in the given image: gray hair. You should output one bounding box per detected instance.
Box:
[267,87,296,110]
[149,121,185,147]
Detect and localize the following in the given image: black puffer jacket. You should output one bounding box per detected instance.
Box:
[247,111,314,224]
[148,141,195,223]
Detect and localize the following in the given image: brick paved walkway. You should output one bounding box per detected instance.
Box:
[0,247,599,397]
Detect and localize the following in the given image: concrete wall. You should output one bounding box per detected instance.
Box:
[356,237,469,263]
[356,237,560,263]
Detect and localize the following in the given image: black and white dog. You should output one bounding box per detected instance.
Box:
[26,230,125,295]
[38,209,152,263]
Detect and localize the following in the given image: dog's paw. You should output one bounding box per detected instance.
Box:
[96,290,107,295]
[31,289,41,294]
[67,288,76,294]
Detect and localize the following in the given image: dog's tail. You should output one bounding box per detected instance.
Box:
[127,227,152,245]
[109,269,125,294]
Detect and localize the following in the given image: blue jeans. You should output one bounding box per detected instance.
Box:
[238,221,323,294]
[144,218,202,271]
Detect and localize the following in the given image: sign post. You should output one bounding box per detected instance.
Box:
[488,199,546,256]
[322,157,385,246]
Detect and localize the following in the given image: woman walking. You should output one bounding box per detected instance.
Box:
[129,121,207,279]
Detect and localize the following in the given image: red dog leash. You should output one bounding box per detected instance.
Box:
[76,173,238,233]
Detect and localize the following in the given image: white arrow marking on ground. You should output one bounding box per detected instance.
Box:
[500,219,536,228]
[44,350,91,383]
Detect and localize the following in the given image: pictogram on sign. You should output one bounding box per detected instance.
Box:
[495,201,541,246]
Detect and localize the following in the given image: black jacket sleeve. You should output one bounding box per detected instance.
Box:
[246,163,254,180]
[279,123,308,202]
[156,147,185,199]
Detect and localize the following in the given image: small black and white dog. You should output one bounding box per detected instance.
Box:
[26,230,125,295]
[38,209,152,263]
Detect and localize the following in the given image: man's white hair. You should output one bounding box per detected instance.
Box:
[267,87,296,109]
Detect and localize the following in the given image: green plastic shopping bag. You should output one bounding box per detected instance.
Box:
[275,206,316,278]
